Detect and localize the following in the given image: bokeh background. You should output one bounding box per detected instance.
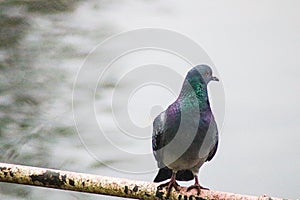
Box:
[0,0,299,199]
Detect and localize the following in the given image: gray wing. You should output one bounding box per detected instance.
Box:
[206,137,218,161]
[152,102,181,168]
[152,111,167,167]
[206,118,219,162]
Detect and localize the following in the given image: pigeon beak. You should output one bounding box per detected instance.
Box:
[211,76,219,81]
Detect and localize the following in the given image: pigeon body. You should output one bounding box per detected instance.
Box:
[152,65,219,195]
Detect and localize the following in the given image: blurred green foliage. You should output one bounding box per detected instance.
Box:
[0,0,79,13]
[0,1,80,199]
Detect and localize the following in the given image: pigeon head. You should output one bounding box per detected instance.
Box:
[187,64,219,85]
[178,64,218,106]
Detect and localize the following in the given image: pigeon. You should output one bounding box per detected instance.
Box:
[152,64,219,196]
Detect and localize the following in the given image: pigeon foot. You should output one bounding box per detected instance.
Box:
[157,173,180,197]
[158,180,180,197]
[187,175,209,195]
[186,184,208,195]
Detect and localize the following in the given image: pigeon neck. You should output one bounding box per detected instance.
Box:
[178,79,210,111]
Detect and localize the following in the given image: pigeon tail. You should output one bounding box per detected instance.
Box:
[154,167,172,182]
[176,169,194,181]
[153,167,194,182]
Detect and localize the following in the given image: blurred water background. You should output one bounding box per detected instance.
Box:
[0,1,299,199]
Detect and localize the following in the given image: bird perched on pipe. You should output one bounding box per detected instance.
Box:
[152,64,219,196]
